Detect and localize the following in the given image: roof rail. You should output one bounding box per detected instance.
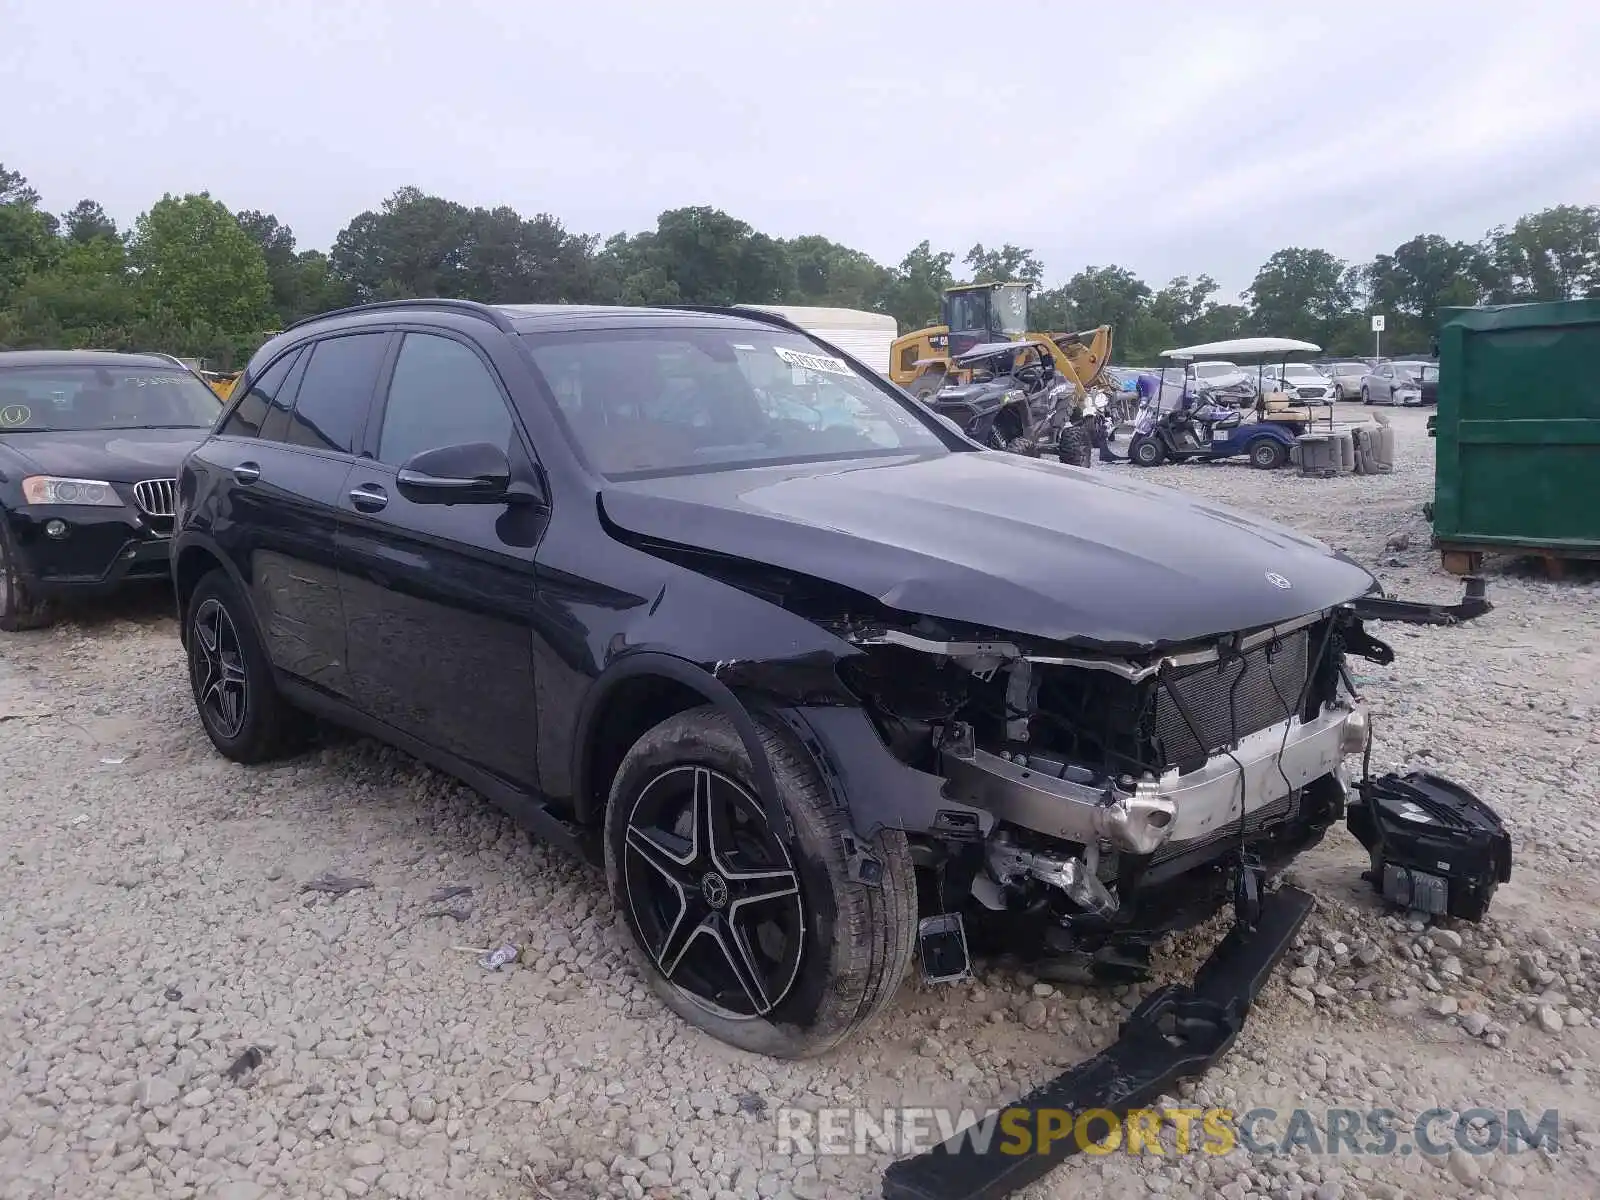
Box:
[283,298,516,334]
[659,303,808,336]
[134,350,187,367]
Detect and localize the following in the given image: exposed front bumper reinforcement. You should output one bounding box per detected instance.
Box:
[880,884,1315,1200]
[940,705,1363,856]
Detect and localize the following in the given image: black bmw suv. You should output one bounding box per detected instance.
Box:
[0,350,222,630]
[174,299,1385,1058]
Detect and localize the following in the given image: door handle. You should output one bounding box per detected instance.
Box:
[348,483,389,513]
[233,462,261,485]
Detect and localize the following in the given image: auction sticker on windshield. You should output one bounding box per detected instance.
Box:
[774,346,853,377]
[1,404,30,426]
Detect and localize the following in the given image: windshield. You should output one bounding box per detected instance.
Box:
[0,364,221,432]
[1193,362,1238,378]
[1281,365,1324,379]
[523,327,948,478]
[993,285,1030,336]
[1394,362,1435,381]
[1334,361,1367,375]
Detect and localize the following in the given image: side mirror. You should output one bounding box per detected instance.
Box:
[396,442,518,505]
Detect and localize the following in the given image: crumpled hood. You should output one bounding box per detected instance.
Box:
[601,451,1378,652]
[0,428,205,483]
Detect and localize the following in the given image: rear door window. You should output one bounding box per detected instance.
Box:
[219,349,301,439]
[286,333,390,454]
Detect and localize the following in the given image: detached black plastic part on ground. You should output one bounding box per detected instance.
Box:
[881,885,1315,1200]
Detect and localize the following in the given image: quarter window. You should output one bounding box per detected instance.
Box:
[377,334,513,466]
[286,334,388,454]
[219,349,301,439]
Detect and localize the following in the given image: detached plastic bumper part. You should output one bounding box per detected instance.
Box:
[881,886,1315,1200]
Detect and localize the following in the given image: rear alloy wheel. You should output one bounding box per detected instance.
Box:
[1250,438,1288,470]
[606,707,916,1058]
[185,570,305,762]
[0,521,54,632]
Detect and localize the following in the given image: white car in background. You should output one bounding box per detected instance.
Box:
[1187,360,1257,403]
[1264,363,1337,404]
[1361,360,1434,406]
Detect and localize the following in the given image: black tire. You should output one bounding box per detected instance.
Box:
[1005,436,1039,457]
[604,706,917,1059]
[184,569,304,763]
[0,520,54,632]
[1250,438,1288,470]
[1130,435,1165,467]
[1361,387,1372,406]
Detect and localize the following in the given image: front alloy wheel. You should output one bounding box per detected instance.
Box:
[189,597,249,740]
[605,707,917,1058]
[621,765,805,1019]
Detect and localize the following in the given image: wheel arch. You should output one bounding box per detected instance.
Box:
[572,652,792,839]
[172,535,253,649]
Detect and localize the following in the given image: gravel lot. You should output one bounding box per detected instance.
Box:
[3,404,1597,1200]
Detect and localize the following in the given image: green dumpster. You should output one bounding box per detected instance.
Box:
[1432,300,1600,569]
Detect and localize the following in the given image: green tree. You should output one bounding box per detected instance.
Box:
[0,236,136,349]
[457,206,598,304]
[592,207,791,306]
[593,231,680,305]
[783,235,893,310]
[62,199,119,244]
[332,187,476,300]
[1148,275,1219,336]
[882,240,956,331]
[1246,248,1354,345]
[1366,234,1483,347]
[128,193,273,333]
[1480,205,1600,302]
[332,187,599,306]
[963,242,1043,285]
[1184,303,1249,347]
[0,164,62,305]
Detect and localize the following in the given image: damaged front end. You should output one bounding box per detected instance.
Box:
[833,606,1381,977]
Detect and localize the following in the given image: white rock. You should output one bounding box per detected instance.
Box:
[138,1077,180,1109]
[1445,1147,1480,1184]
[347,1142,385,1167]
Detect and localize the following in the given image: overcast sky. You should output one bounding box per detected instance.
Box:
[5,0,1598,297]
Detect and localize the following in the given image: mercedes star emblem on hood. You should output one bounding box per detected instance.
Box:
[1266,572,1292,590]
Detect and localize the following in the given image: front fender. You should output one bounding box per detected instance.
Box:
[570,649,803,837]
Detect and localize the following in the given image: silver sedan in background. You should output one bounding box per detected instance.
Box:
[1326,361,1370,400]
[1361,360,1435,406]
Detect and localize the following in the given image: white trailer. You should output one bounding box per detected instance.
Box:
[736,305,899,376]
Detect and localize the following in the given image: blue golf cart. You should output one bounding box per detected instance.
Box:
[1128,337,1332,469]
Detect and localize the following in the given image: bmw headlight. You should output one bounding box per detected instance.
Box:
[22,476,124,506]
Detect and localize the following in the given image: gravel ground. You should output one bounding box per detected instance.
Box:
[3,404,1597,1200]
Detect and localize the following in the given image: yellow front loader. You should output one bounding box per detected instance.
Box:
[888,282,1113,403]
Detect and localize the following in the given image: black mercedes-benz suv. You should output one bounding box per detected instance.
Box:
[173,299,1387,1058]
[0,350,222,630]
